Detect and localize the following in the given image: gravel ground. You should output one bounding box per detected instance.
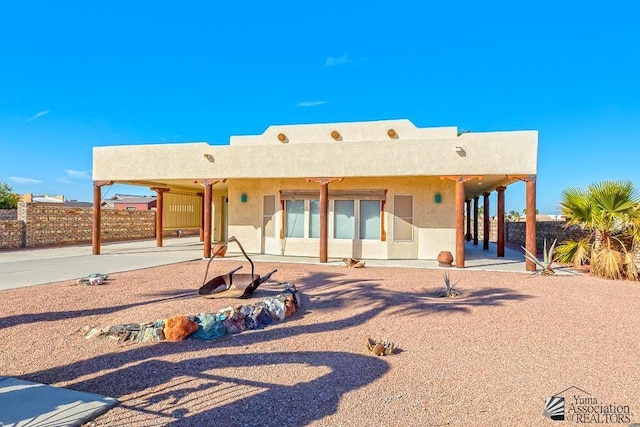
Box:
[1,259,639,426]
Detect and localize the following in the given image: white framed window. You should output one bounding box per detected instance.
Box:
[393,195,414,241]
[285,199,304,238]
[334,200,355,239]
[333,199,381,240]
[309,199,320,238]
[360,200,381,240]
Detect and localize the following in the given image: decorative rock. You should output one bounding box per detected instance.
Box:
[220,306,247,334]
[192,312,227,341]
[163,316,199,341]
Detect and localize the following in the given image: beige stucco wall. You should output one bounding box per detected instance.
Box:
[230,119,458,145]
[92,119,538,261]
[224,176,456,260]
[93,120,537,183]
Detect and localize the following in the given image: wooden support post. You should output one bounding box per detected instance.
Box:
[305,177,343,263]
[497,186,506,257]
[92,184,102,255]
[455,180,466,268]
[203,182,213,258]
[525,178,537,272]
[465,200,471,242]
[151,187,170,247]
[319,182,328,263]
[473,196,479,246]
[91,180,112,256]
[483,192,490,250]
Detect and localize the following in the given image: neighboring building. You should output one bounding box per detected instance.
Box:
[110,195,157,211]
[21,193,92,207]
[21,193,64,203]
[92,119,539,268]
[63,200,93,208]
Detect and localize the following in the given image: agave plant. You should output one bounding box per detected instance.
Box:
[522,239,557,276]
[440,272,461,297]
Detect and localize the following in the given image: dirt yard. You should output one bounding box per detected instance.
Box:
[1,259,639,426]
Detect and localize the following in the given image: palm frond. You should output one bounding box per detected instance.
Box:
[591,248,623,280]
[554,238,591,268]
[622,252,639,281]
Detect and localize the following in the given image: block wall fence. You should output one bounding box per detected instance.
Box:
[0,203,199,250]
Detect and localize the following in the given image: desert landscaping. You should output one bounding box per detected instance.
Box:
[1,259,639,426]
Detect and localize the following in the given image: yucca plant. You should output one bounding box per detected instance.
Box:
[440,272,460,297]
[522,239,557,276]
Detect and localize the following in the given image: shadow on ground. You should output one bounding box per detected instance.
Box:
[12,267,533,425]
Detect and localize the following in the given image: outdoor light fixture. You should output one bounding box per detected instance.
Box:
[277,133,287,143]
[331,130,341,140]
[434,193,442,204]
[204,153,214,162]
[241,193,248,203]
[387,128,397,139]
[455,146,466,156]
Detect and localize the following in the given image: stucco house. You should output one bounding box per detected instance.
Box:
[92,119,538,270]
[105,194,158,211]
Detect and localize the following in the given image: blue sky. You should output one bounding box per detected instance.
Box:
[1,1,639,213]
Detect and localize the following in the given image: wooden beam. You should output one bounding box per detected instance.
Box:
[319,182,328,262]
[440,175,480,183]
[483,192,490,250]
[465,200,471,241]
[152,188,170,247]
[304,177,343,262]
[506,174,536,182]
[455,180,466,268]
[304,177,344,185]
[525,178,537,272]
[497,186,506,257]
[92,184,102,255]
[473,196,479,246]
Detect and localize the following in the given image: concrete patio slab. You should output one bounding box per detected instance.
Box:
[0,376,117,427]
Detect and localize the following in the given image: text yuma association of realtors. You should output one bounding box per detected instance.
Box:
[568,395,631,424]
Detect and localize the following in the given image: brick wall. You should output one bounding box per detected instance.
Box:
[0,220,25,249]
[505,221,590,248]
[0,209,17,220]
[0,202,156,249]
[471,218,498,242]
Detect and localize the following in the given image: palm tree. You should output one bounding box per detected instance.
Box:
[506,210,521,222]
[558,180,640,280]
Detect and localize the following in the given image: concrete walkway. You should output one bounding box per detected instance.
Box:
[0,237,205,291]
[0,236,535,292]
[0,377,117,427]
